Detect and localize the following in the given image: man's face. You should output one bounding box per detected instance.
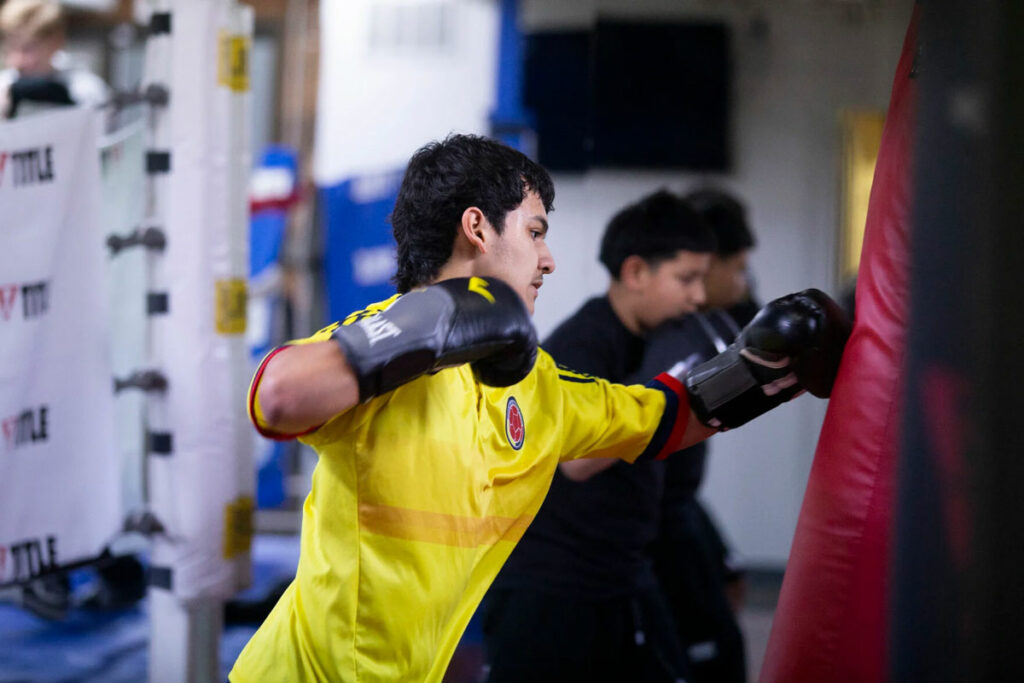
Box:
[2,30,61,75]
[478,191,555,314]
[704,250,751,310]
[636,250,711,331]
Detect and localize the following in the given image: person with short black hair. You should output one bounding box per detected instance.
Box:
[230,135,850,682]
[685,187,758,321]
[639,187,762,683]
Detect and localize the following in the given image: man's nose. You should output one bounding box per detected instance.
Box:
[539,243,555,275]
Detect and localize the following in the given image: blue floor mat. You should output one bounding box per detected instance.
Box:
[0,534,298,683]
[0,534,484,682]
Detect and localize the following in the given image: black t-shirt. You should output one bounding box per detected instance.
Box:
[634,304,756,504]
[493,296,665,599]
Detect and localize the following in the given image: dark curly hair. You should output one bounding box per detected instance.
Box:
[390,134,555,293]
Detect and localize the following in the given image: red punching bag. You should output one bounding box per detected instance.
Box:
[759,5,920,682]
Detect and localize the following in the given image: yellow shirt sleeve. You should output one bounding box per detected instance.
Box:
[532,351,690,464]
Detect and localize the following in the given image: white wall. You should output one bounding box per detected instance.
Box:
[524,0,914,566]
[312,0,914,566]
[315,0,500,184]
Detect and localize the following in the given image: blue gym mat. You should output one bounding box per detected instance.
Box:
[0,534,484,682]
[0,535,296,683]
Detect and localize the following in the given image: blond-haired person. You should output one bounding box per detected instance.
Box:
[0,0,108,118]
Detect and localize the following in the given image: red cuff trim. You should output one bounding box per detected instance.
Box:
[653,371,690,460]
[249,345,322,441]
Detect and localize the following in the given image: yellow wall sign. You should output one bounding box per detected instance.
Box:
[218,32,250,92]
[215,278,247,335]
[839,109,886,285]
[223,495,254,559]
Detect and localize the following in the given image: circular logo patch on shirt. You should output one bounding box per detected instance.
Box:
[505,396,525,450]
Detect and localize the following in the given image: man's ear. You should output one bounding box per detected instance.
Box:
[618,254,650,290]
[460,207,489,254]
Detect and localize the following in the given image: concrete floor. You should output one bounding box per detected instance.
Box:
[738,569,783,682]
[739,603,775,682]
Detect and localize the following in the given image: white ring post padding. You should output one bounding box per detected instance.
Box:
[229,1,256,592]
[148,0,252,608]
[145,0,252,681]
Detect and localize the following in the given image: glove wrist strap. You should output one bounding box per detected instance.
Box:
[685,347,789,430]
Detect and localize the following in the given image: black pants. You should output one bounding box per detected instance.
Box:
[481,584,690,683]
[651,500,746,683]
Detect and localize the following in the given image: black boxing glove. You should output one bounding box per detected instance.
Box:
[684,289,851,429]
[331,276,538,401]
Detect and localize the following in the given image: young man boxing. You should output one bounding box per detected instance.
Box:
[230,134,849,682]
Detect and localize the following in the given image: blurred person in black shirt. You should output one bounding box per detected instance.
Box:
[482,190,716,683]
[637,187,760,683]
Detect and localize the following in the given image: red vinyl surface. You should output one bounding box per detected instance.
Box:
[760,6,920,682]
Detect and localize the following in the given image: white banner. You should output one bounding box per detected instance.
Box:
[0,108,120,585]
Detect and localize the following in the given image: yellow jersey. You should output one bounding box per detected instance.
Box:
[230,294,690,682]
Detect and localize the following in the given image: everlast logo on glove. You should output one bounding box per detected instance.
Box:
[358,315,402,346]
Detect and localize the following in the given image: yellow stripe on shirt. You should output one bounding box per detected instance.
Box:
[359,502,534,548]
